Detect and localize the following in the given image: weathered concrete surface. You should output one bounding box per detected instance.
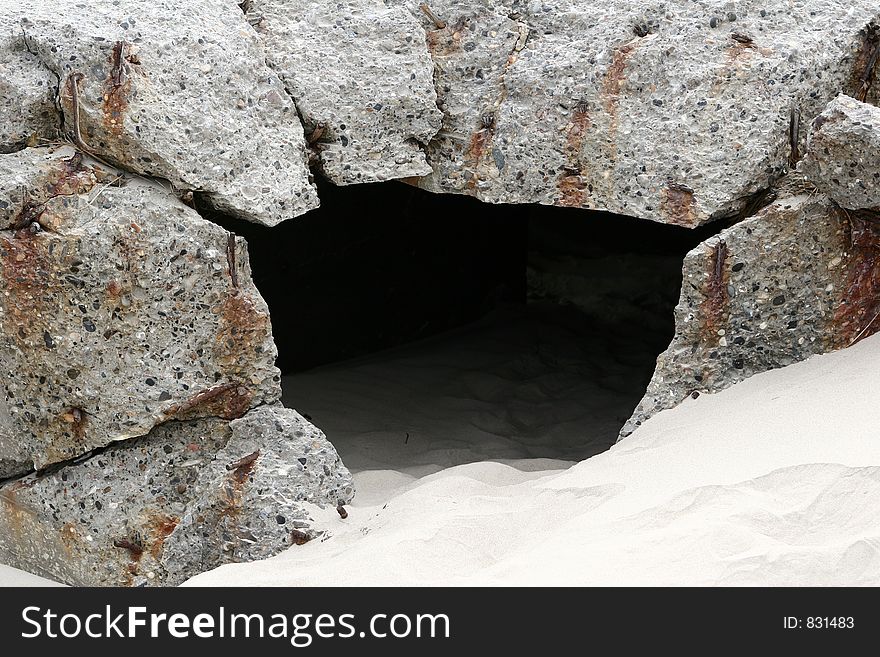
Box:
[0,147,279,477]
[0,406,354,586]
[0,47,59,153]
[247,0,443,184]
[800,94,880,210]
[621,190,880,436]
[0,0,318,225]
[396,1,878,225]
[4,0,875,227]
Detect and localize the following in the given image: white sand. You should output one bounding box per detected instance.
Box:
[4,316,879,587]
[278,306,656,491]
[185,325,880,586]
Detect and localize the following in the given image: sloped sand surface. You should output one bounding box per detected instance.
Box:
[180,327,880,586]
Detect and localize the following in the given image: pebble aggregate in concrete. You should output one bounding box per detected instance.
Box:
[801,94,880,211]
[622,190,880,436]
[393,0,878,225]
[0,406,353,586]
[0,146,280,477]
[247,0,443,184]
[0,0,318,226]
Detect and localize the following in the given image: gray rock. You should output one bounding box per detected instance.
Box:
[0,0,318,225]
[0,146,280,477]
[397,0,878,225]
[801,94,880,210]
[0,47,59,153]
[621,189,880,436]
[247,0,443,184]
[163,406,354,574]
[0,406,354,586]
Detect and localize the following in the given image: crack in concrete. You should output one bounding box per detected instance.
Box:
[236,2,321,191]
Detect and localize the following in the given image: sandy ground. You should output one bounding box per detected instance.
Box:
[187,320,880,586]
[4,313,879,586]
[279,305,658,490]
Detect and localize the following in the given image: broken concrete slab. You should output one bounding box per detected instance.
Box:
[621,189,880,437]
[4,0,873,228]
[801,94,880,210]
[163,406,354,574]
[247,0,443,184]
[0,146,279,477]
[397,0,878,225]
[0,47,59,153]
[0,0,318,225]
[0,406,354,586]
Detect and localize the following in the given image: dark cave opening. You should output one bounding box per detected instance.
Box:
[201,179,719,469]
[201,178,529,373]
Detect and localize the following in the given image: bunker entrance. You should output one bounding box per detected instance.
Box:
[204,179,716,478]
